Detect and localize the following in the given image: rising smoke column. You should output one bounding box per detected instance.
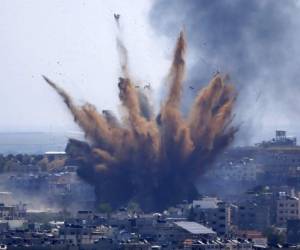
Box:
[150,0,300,144]
[45,24,237,211]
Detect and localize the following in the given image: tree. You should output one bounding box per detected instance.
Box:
[98,203,112,216]
[264,226,285,245]
[127,201,142,214]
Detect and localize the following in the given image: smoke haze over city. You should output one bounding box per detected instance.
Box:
[150,0,300,145]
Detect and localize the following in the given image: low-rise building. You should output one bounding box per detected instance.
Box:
[183,238,253,250]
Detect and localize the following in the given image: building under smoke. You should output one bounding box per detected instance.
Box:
[44,26,237,211]
[257,130,297,148]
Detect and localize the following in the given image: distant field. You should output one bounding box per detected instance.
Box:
[0,132,84,154]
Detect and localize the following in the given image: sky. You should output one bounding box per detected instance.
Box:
[150,0,300,145]
[0,0,169,133]
[1,0,300,146]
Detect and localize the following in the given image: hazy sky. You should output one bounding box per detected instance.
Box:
[150,0,300,144]
[2,0,300,145]
[0,0,169,133]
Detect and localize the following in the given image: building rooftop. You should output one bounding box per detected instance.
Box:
[174,221,216,235]
[193,197,220,209]
[44,151,66,155]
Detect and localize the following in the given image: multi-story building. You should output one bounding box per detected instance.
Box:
[128,215,217,247]
[0,202,27,230]
[235,200,270,231]
[208,158,258,182]
[59,223,114,245]
[192,197,231,236]
[276,192,300,226]
[153,221,216,245]
[0,203,26,220]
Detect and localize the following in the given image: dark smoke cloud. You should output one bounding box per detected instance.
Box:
[150,0,300,144]
[45,29,236,211]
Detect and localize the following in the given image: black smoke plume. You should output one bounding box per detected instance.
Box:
[150,0,300,144]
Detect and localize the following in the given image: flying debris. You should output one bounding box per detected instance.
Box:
[256,91,262,102]
[213,70,220,76]
[45,26,237,211]
[144,83,151,90]
[114,13,121,28]
[114,13,120,21]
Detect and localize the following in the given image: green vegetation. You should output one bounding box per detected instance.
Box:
[264,226,286,245]
[98,203,112,215]
[0,154,66,172]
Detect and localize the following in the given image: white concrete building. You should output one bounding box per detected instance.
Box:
[276,192,300,226]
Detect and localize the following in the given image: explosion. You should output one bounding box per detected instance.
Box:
[44,25,237,211]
